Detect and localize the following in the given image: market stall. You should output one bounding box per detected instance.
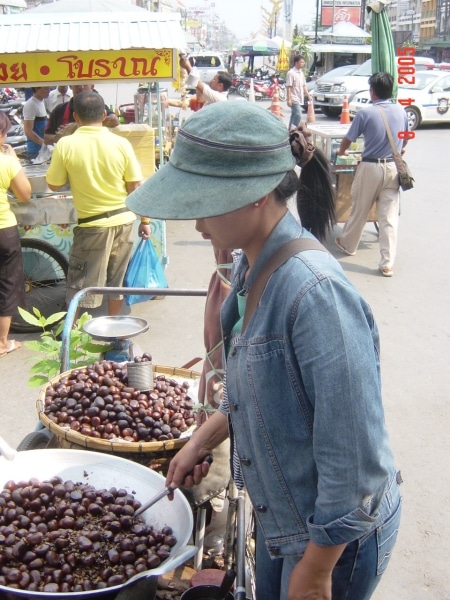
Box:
[306,122,378,223]
[0,9,186,329]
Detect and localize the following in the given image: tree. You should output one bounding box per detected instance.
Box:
[292,34,312,61]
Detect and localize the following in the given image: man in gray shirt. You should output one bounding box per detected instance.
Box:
[335,72,409,277]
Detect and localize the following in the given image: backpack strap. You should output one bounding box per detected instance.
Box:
[242,238,327,333]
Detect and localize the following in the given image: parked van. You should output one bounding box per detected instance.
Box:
[187,52,226,87]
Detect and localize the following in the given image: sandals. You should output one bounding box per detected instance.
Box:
[0,339,21,358]
[334,237,356,256]
[379,267,394,277]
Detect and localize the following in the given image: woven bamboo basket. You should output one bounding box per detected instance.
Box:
[36,364,200,473]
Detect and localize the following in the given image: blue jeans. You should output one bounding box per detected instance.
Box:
[288,101,302,130]
[255,495,402,599]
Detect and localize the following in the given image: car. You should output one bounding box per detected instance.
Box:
[305,65,359,113]
[312,57,437,118]
[187,51,227,87]
[311,61,370,117]
[348,70,450,130]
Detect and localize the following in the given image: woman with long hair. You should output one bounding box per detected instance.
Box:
[127,102,401,600]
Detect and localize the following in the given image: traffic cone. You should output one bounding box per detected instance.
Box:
[306,99,315,123]
[248,78,256,104]
[340,95,350,125]
[270,84,282,117]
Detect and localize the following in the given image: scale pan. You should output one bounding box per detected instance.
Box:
[83,316,149,340]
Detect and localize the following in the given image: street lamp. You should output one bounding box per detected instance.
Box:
[406,7,416,42]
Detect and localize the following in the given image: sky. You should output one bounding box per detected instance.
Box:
[184,0,317,42]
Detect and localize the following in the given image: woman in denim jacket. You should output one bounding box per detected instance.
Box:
[127,101,402,600]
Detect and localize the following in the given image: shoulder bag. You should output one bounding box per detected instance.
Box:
[377,106,415,192]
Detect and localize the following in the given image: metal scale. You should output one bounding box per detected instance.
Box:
[82,315,149,362]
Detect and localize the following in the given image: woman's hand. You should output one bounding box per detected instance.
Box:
[165,441,212,494]
[287,541,346,600]
[288,558,332,600]
[165,410,229,495]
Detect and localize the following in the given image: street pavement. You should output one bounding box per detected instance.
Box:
[1,101,449,598]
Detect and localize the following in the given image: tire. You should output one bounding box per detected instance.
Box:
[278,87,286,102]
[11,238,69,334]
[322,106,341,118]
[405,106,421,131]
[17,430,53,451]
[238,84,248,97]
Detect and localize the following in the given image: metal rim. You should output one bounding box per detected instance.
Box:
[82,316,149,340]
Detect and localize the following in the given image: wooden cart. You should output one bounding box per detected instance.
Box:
[306,123,378,224]
[333,160,378,224]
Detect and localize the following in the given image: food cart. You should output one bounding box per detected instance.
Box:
[306,122,378,224]
[0,10,186,331]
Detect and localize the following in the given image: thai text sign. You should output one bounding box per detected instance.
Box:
[321,6,362,27]
[0,49,175,86]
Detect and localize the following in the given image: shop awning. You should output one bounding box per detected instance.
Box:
[0,11,187,54]
[0,10,187,86]
[309,44,372,53]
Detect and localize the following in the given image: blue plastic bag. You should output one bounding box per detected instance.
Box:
[124,238,168,306]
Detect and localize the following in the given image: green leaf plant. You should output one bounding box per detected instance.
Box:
[18,307,111,387]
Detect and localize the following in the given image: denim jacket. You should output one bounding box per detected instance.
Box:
[221,211,399,558]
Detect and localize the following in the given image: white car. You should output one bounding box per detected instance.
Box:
[311,62,369,117]
[187,52,227,86]
[348,70,450,130]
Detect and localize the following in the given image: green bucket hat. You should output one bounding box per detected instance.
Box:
[126,101,295,220]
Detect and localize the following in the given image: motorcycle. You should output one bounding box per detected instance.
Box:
[0,87,21,103]
[242,75,287,102]
[228,73,248,95]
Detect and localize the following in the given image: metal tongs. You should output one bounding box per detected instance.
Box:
[134,454,213,517]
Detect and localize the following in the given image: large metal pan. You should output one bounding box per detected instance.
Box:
[0,445,196,599]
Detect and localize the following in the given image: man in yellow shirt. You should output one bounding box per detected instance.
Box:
[46,91,147,315]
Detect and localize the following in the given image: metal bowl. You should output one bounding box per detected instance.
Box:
[23,164,51,194]
[82,316,149,340]
[0,449,195,598]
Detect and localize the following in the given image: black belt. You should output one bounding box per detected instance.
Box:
[361,157,394,163]
[78,207,129,224]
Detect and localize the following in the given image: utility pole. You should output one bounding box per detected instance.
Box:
[315,0,320,42]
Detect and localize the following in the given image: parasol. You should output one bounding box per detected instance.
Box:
[237,36,280,56]
[367,0,398,99]
[276,40,290,72]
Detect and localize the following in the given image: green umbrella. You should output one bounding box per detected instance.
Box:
[237,37,280,56]
[367,0,398,99]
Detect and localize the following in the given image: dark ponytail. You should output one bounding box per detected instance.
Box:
[290,124,336,241]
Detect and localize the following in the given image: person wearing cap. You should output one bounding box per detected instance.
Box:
[179,54,232,105]
[126,102,401,599]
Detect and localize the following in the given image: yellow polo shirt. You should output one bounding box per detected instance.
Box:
[0,154,22,229]
[46,126,143,227]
